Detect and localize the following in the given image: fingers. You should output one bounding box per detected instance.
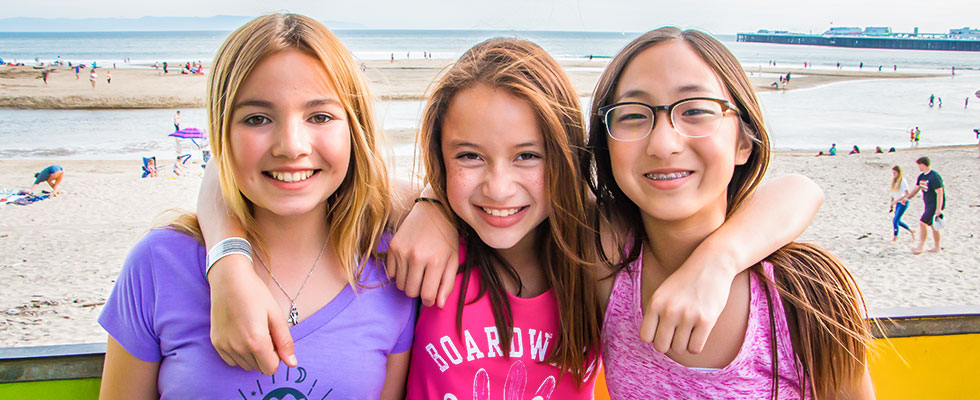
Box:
[394,252,409,292]
[385,249,398,279]
[638,309,659,344]
[670,320,695,355]
[270,315,298,368]
[652,316,676,354]
[402,257,426,298]
[688,322,711,354]
[436,256,459,309]
[419,259,443,307]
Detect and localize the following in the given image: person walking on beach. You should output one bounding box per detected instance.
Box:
[909,128,915,144]
[903,157,945,254]
[41,69,49,84]
[914,126,921,147]
[162,61,168,74]
[966,97,969,108]
[938,97,942,108]
[74,65,80,79]
[31,165,64,196]
[929,94,935,107]
[889,166,915,241]
[106,70,111,84]
[173,110,181,131]
[89,69,97,88]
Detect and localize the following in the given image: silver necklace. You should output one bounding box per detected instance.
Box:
[254,238,329,327]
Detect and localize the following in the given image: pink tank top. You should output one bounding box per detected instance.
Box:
[602,249,811,399]
[406,268,597,400]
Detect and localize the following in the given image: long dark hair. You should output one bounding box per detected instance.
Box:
[418,38,602,384]
[585,27,873,399]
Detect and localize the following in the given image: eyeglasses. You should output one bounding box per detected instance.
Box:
[598,97,739,141]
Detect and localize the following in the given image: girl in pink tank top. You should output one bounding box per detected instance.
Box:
[584,27,876,399]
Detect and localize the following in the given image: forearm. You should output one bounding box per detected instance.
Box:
[935,188,944,212]
[696,174,823,277]
[197,162,250,279]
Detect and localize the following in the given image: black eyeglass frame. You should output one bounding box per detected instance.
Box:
[598,96,740,142]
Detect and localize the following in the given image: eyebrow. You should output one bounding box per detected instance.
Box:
[615,84,715,102]
[448,140,542,149]
[232,98,343,110]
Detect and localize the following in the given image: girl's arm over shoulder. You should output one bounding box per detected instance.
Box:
[100,336,160,400]
[197,162,295,375]
[638,174,823,354]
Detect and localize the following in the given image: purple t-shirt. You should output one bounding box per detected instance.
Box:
[99,228,416,399]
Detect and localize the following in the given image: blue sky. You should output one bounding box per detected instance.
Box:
[6,0,979,34]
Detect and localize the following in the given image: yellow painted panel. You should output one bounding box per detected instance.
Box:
[869,333,980,399]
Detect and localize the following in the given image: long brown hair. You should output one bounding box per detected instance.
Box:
[585,27,872,399]
[418,38,602,383]
[167,13,390,288]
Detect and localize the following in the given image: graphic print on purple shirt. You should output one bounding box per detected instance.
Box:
[99,229,416,399]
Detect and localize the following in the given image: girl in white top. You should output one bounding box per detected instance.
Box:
[890,165,914,241]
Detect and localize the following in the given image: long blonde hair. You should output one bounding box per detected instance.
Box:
[891,165,903,191]
[586,27,873,399]
[169,13,390,288]
[418,38,602,384]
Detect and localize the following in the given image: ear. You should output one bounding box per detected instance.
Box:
[734,134,753,166]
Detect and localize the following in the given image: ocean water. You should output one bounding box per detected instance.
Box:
[1,30,978,159]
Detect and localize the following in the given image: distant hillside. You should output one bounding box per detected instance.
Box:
[0,15,365,32]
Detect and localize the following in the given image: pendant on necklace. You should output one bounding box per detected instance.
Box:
[288,304,299,326]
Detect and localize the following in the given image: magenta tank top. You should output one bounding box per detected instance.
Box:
[601,249,811,399]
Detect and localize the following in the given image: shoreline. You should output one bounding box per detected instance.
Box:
[0,60,944,109]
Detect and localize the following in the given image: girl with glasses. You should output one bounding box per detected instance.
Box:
[589,27,874,399]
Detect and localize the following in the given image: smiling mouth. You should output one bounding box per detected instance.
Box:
[265,170,318,183]
[479,206,527,217]
[644,171,692,181]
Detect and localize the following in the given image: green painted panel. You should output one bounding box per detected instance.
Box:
[0,378,100,399]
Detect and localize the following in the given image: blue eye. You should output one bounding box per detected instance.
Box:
[243,115,270,126]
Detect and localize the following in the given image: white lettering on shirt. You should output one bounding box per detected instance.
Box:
[464,330,485,361]
[441,336,463,365]
[484,327,502,358]
[528,329,553,362]
[425,343,450,372]
[509,327,524,358]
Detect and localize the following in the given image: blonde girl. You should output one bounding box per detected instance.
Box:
[889,165,914,241]
[589,27,873,399]
[99,14,415,399]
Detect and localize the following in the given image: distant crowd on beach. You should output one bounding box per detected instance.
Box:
[0,56,206,88]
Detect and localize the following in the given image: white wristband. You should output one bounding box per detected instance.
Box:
[205,237,253,276]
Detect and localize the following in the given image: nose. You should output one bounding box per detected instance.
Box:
[645,109,683,159]
[271,116,312,159]
[482,161,517,201]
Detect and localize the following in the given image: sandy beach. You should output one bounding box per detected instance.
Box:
[1,143,978,347]
[0,61,942,109]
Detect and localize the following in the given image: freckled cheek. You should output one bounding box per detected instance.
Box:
[445,165,477,214]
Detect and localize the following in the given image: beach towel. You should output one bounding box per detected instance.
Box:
[4,190,50,206]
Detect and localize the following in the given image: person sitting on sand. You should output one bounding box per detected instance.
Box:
[875,146,883,153]
[849,145,860,155]
[828,143,837,156]
[31,165,64,196]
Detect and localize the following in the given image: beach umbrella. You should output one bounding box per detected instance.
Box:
[168,127,206,139]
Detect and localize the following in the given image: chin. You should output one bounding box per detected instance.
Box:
[470,229,524,250]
